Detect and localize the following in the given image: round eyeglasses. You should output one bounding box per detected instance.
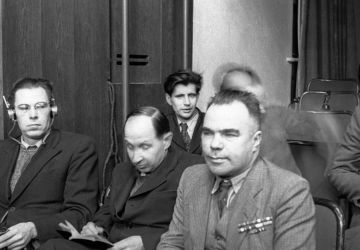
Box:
[15,102,50,114]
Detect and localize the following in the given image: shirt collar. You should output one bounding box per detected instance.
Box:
[211,166,252,195]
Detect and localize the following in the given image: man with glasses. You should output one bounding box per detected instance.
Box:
[0,77,99,249]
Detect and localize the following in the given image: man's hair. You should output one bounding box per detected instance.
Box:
[163,69,202,95]
[8,77,54,107]
[219,64,262,91]
[208,89,262,128]
[126,106,170,138]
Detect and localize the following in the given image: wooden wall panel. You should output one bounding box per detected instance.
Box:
[111,0,161,83]
[73,0,110,161]
[110,0,191,157]
[2,0,110,184]
[111,0,188,84]
[41,0,76,129]
[0,1,3,139]
[3,0,43,135]
[161,0,188,79]
[3,0,42,89]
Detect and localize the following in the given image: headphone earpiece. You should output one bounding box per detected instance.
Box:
[2,96,16,121]
[7,109,16,121]
[49,97,58,118]
[50,106,58,118]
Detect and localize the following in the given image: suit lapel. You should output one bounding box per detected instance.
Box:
[190,168,214,249]
[227,159,265,249]
[170,109,204,153]
[169,112,187,151]
[113,163,137,214]
[131,149,178,197]
[10,130,62,203]
[189,110,203,153]
[0,141,20,201]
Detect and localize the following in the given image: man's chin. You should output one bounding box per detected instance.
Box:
[208,164,229,176]
[24,131,46,140]
[179,113,194,120]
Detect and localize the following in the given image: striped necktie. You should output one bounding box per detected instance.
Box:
[180,122,191,151]
[217,179,232,217]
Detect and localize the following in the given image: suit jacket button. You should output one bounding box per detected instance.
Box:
[9,207,15,212]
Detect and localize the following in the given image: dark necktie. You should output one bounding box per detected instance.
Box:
[180,123,191,152]
[217,179,232,217]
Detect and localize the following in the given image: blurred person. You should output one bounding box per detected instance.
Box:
[326,105,360,250]
[217,64,301,175]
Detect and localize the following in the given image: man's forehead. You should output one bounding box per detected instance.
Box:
[207,101,248,115]
[125,134,157,144]
[173,83,197,93]
[125,125,157,144]
[204,102,254,127]
[14,87,49,103]
[125,115,156,135]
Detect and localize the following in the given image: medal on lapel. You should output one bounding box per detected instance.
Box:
[238,216,273,234]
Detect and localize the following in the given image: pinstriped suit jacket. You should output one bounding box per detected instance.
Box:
[157,158,316,250]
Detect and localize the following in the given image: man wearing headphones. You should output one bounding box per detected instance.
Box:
[0,77,99,249]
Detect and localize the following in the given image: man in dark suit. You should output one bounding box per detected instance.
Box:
[157,90,315,249]
[163,69,204,155]
[40,106,203,250]
[0,77,99,249]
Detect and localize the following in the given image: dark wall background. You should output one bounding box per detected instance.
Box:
[2,1,110,189]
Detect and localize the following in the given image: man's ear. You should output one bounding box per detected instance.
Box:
[162,131,173,150]
[165,94,172,106]
[252,130,262,153]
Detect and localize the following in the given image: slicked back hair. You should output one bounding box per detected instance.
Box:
[126,106,170,138]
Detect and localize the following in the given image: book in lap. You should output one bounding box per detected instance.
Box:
[59,220,113,249]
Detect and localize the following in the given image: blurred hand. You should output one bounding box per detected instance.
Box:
[0,222,37,250]
[81,221,104,236]
[109,235,144,250]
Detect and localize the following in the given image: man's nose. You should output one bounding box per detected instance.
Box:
[28,107,39,119]
[210,133,223,150]
[131,150,143,163]
[184,96,190,105]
